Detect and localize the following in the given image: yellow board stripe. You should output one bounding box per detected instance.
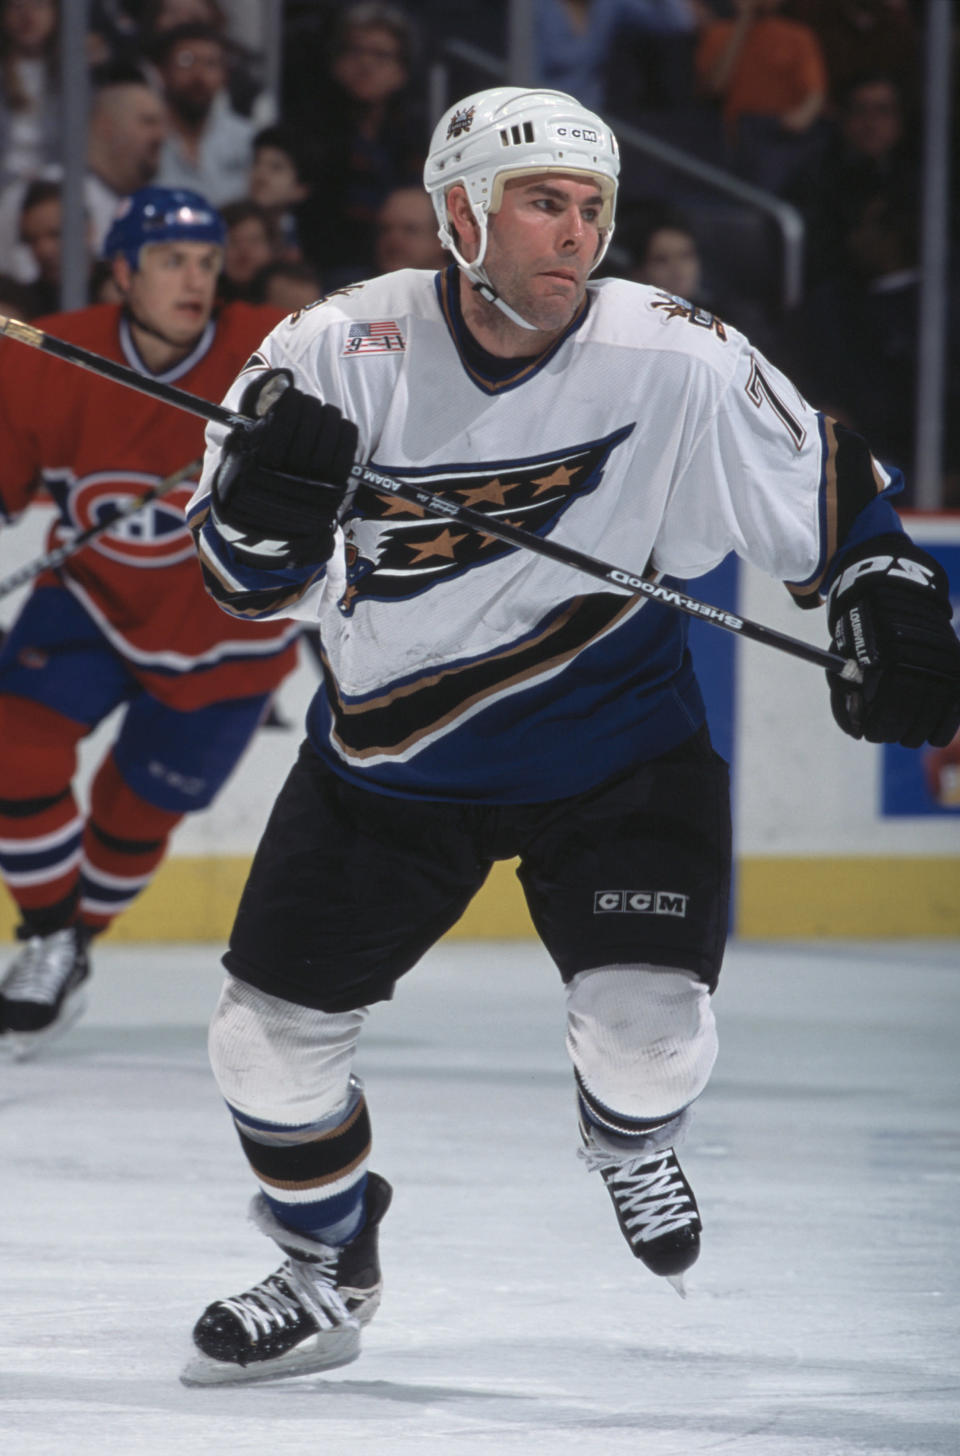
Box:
[736,857,960,937]
[1,856,958,942]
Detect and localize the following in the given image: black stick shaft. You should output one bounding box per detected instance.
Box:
[0,314,856,679]
[349,461,851,675]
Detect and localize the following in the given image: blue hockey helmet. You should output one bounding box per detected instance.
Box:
[103,186,226,269]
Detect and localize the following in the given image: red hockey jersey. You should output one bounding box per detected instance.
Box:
[0,302,300,710]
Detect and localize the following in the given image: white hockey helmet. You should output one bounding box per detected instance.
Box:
[424,87,620,323]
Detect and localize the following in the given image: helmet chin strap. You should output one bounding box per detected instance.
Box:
[466,266,540,332]
[447,203,541,333]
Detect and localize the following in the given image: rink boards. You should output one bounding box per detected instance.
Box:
[1,510,957,940]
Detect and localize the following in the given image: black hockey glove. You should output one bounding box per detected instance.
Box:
[827,534,960,748]
[213,369,359,565]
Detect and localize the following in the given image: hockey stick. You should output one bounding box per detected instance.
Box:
[0,313,859,681]
[0,458,202,600]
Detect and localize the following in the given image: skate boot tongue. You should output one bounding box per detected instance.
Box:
[582,1140,702,1290]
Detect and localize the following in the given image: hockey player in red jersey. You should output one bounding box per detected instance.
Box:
[0,186,299,1056]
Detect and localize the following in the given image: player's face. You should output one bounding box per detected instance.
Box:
[481,175,605,334]
[124,241,221,343]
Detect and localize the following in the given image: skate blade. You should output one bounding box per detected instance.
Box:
[666,1273,688,1299]
[4,987,88,1061]
[180,1324,362,1387]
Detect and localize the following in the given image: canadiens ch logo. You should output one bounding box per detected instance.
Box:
[44,468,199,568]
[337,426,634,615]
[446,104,476,139]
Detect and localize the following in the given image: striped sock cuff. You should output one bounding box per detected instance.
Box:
[229,1083,372,1242]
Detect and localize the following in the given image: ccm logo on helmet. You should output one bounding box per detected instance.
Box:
[594,890,689,917]
[554,125,600,143]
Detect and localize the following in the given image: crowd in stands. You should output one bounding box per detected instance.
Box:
[0,0,953,501]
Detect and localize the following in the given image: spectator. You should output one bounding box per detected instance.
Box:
[87,0,141,68]
[0,267,34,318]
[0,0,60,189]
[787,72,920,289]
[533,0,699,113]
[0,65,167,281]
[374,184,448,273]
[84,66,170,246]
[696,0,829,191]
[16,178,61,315]
[217,198,279,302]
[152,22,262,205]
[288,2,429,286]
[783,0,919,110]
[16,177,95,314]
[87,254,124,304]
[143,0,224,23]
[137,0,268,121]
[626,202,703,296]
[256,258,323,313]
[787,191,960,501]
[246,124,313,261]
[623,200,782,356]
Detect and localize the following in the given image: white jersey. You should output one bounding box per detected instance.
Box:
[189,266,902,801]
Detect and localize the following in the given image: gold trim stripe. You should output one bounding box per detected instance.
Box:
[252,1144,370,1192]
[324,595,638,761]
[787,416,839,605]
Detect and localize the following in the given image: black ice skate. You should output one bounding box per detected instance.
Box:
[182,1172,393,1386]
[581,1130,701,1296]
[0,926,90,1058]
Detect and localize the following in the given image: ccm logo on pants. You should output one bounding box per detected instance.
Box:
[593,890,689,916]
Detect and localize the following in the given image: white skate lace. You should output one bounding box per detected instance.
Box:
[2,930,81,1006]
[580,1146,696,1242]
[218,1258,353,1343]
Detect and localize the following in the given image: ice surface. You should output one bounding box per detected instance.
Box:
[1,938,958,1455]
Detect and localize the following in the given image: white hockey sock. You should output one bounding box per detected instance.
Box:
[566,964,718,1149]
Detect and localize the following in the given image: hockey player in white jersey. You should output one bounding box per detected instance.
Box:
[182,87,960,1384]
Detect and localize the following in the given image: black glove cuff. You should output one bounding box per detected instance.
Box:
[828,534,950,628]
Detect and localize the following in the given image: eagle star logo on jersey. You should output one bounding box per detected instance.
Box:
[650,290,727,341]
[337,426,634,615]
[44,469,199,568]
[446,104,476,139]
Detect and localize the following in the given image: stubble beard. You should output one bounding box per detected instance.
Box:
[483,254,585,340]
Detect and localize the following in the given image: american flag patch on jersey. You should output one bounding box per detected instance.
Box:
[342,320,406,355]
